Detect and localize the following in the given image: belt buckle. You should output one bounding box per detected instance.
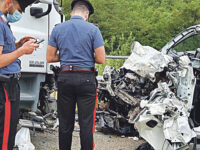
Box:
[69,65,73,71]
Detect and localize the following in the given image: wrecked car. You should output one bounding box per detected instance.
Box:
[97,24,200,150]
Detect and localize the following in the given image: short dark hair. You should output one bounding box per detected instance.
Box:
[72,1,89,14]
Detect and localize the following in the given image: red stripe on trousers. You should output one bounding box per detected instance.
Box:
[92,89,98,150]
[2,88,11,150]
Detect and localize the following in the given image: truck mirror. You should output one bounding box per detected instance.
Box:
[30,5,52,18]
[30,7,43,17]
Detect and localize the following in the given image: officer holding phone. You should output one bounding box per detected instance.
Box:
[35,38,45,44]
[0,0,39,149]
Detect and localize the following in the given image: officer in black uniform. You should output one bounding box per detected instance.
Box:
[0,0,39,149]
[47,0,106,150]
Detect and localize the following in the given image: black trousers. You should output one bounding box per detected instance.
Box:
[57,71,97,150]
[0,80,20,150]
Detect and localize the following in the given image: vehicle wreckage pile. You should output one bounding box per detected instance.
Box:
[97,41,200,149]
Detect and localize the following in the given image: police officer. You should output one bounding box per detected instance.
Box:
[0,0,39,149]
[47,0,106,149]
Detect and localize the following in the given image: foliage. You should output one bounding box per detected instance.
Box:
[174,35,200,52]
[92,0,199,50]
[96,32,135,75]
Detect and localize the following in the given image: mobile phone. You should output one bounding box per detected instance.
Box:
[35,39,45,44]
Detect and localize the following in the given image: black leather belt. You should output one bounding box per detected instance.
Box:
[60,65,94,72]
[5,73,21,78]
[0,74,11,82]
[0,73,21,83]
[4,73,21,80]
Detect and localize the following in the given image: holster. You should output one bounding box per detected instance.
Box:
[50,65,61,81]
[95,68,98,76]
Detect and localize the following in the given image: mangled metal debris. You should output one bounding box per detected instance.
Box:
[97,37,200,149]
[122,41,173,82]
[16,110,59,149]
[19,110,58,131]
[19,119,46,130]
[97,41,168,135]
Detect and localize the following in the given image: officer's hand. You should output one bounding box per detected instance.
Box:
[19,39,39,55]
[18,36,35,47]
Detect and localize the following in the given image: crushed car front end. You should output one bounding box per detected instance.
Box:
[97,25,200,150]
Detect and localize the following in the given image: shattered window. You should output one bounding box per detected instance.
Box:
[174,35,200,52]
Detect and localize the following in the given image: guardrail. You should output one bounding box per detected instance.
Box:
[106,56,129,59]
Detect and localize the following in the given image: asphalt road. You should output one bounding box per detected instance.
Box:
[30,130,144,150]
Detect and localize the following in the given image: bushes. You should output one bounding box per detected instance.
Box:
[96,33,135,75]
[90,0,200,50]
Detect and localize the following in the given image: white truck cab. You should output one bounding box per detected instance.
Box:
[10,0,63,113]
